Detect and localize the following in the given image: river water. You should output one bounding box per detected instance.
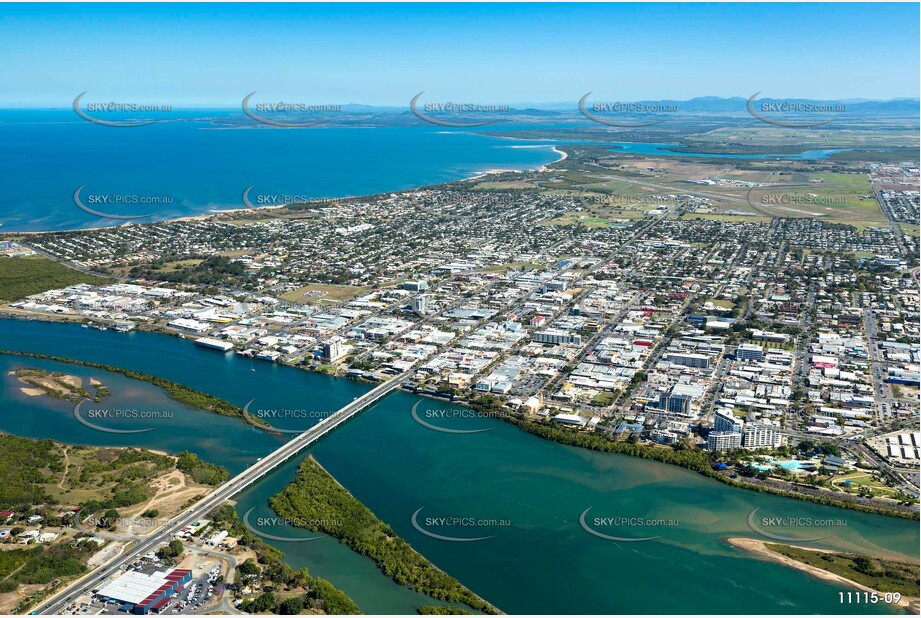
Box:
[0,319,915,614]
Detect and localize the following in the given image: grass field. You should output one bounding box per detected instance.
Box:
[831,472,899,497]
[280,283,372,304]
[744,338,794,351]
[478,261,547,274]
[112,258,202,277]
[544,212,617,227]
[472,180,535,190]
[680,213,773,224]
[747,172,887,227]
[0,256,111,302]
[688,123,920,149]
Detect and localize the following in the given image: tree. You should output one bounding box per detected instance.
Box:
[98,508,120,530]
[242,592,276,614]
[238,558,261,577]
[157,539,185,560]
[278,596,305,615]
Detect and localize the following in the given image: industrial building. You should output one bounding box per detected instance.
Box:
[95,568,192,614]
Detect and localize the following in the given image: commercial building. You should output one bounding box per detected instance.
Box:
[403,280,428,292]
[658,384,704,416]
[194,337,234,352]
[737,343,764,361]
[412,295,428,315]
[534,329,582,346]
[551,413,587,427]
[96,568,192,614]
[666,352,711,369]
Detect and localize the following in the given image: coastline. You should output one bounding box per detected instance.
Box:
[725,537,919,613]
[542,146,569,171]
[467,145,568,180]
[1,145,565,236]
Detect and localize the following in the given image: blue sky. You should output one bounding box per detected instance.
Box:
[1,3,918,106]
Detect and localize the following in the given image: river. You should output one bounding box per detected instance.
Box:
[0,318,916,614]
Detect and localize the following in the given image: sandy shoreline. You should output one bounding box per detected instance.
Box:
[725,537,918,612]
[468,145,568,180]
[541,146,569,171]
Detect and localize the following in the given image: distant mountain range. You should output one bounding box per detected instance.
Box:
[306,96,921,115]
[505,96,920,113]
[17,96,919,115]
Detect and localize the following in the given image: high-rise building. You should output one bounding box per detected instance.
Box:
[708,431,742,452]
[412,295,427,315]
[714,409,744,433]
[321,339,347,362]
[658,384,704,416]
[403,280,428,292]
[742,421,784,449]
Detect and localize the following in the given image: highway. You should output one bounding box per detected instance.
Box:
[36,370,414,615]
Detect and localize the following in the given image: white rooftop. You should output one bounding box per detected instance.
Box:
[96,570,173,605]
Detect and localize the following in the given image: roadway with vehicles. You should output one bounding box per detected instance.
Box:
[35,370,414,615]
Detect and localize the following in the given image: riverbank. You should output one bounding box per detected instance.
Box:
[725,538,919,613]
[436,393,919,521]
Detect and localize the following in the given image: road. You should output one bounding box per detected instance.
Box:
[35,370,414,615]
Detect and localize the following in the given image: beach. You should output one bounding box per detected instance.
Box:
[725,537,919,613]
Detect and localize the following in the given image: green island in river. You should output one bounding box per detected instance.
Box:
[0,349,267,428]
[270,456,500,615]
